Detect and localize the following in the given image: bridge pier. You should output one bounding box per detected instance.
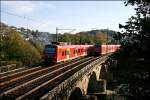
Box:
[96,79,106,92]
[86,79,107,100]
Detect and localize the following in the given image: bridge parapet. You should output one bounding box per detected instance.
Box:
[41,56,107,100]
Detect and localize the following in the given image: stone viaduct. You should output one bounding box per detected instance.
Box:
[41,55,113,100]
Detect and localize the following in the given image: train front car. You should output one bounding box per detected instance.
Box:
[42,44,57,63]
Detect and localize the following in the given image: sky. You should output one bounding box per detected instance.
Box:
[1,1,136,34]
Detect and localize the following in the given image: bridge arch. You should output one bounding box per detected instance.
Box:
[87,72,97,94]
[68,87,83,100]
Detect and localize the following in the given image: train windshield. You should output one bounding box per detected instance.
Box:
[95,44,101,48]
[44,45,55,53]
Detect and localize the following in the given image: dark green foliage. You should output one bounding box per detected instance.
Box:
[104,0,150,99]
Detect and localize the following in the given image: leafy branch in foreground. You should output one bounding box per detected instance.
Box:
[104,0,150,99]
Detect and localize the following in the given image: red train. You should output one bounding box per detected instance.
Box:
[42,43,120,63]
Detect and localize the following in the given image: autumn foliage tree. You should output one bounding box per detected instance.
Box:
[0,23,41,66]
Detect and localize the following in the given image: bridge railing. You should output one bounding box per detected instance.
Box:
[41,56,107,100]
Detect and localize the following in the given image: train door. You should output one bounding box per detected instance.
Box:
[75,48,77,57]
[83,47,86,55]
[66,48,70,60]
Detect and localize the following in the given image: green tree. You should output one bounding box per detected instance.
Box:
[94,32,107,44]
[74,33,81,44]
[58,33,67,42]
[104,0,150,99]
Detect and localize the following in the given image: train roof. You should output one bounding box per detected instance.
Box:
[57,45,93,48]
[44,44,93,48]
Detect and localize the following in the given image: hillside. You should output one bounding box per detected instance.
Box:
[1,22,118,45]
[0,22,55,45]
[85,29,118,44]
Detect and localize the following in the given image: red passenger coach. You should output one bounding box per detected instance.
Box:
[93,44,120,56]
[42,44,93,63]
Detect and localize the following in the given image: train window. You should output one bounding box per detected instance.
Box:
[62,51,64,56]
[62,51,63,56]
[95,44,100,48]
[78,49,80,53]
[44,47,55,53]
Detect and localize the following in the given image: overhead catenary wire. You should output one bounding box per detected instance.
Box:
[1,10,49,25]
[1,9,53,35]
